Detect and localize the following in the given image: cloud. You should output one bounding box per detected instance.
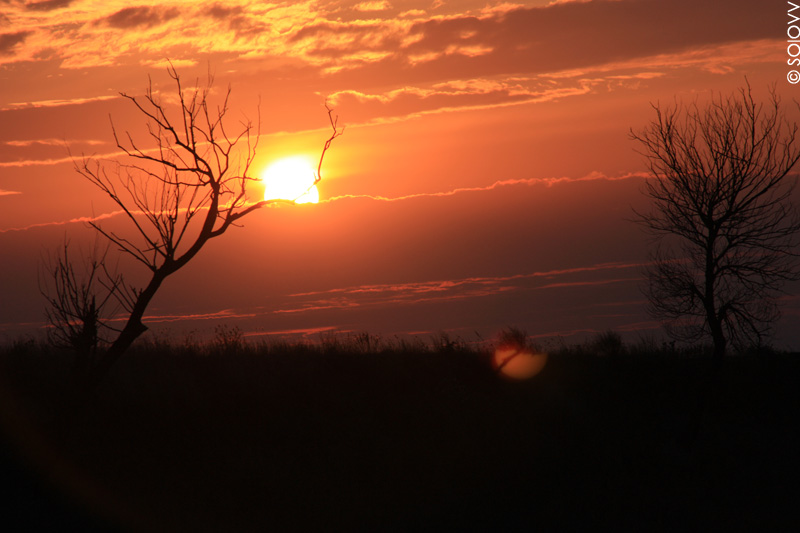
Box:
[0,209,125,233]
[243,325,341,338]
[0,30,32,55]
[4,138,61,147]
[24,0,73,11]
[0,189,21,196]
[546,0,591,5]
[398,9,426,18]
[268,261,646,316]
[543,39,775,81]
[140,58,197,69]
[480,2,525,15]
[244,262,643,323]
[326,75,597,123]
[102,6,180,29]
[372,0,771,82]
[353,1,391,12]
[286,17,408,68]
[0,144,131,168]
[0,0,772,80]
[322,171,649,204]
[202,2,266,37]
[206,3,244,19]
[83,261,646,336]
[321,34,769,125]
[142,308,256,324]
[3,138,104,147]
[1,94,117,111]
[0,154,78,168]
[538,278,639,290]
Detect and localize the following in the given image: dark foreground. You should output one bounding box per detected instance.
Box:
[1,341,798,531]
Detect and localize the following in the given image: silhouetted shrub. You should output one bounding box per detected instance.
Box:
[210,325,245,355]
[496,326,529,350]
[591,330,624,357]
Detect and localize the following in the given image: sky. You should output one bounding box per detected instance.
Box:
[1,0,799,348]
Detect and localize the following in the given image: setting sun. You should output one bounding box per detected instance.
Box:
[262,156,319,204]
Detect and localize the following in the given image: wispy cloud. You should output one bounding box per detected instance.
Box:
[2,138,105,149]
[278,261,646,315]
[322,171,649,204]
[242,325,341,338]
[142,308,256,324]
[7,138,63,147]
[538,278,639,290]
[0,209,125,233]
[327,76,595,122]
[24,0,75,12]
[291,262,646,298]
[55,261,646,332]
[541,39,776,81]
[140,58,197,69]
[0,189,22,196]
[352,1,392,12]
[101,6,180,29]
[1,95,118,111]
[0,155,76,168]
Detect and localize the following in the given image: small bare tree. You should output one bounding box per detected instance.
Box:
[60,65,340,384]
[39,240,128,374]
[631,82,800,357]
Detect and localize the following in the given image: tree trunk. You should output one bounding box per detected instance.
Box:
[704,230,726,360]
[86,272,166,388]
[708,316,727,360]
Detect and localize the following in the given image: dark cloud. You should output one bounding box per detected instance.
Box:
[25,0,73,11]
[289,20,404,59]
[0,30,31,55]
[207,3,243,20]
[300,0,771,85]
[290,21,373,43]
[104,6,179,29]
[407,0,771,71]
[203,3,265,37]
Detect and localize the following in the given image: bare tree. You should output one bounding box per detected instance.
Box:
[39,240,128,374]
[631,82,800,357]
[63,65,341,383]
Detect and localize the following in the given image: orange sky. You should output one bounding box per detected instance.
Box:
[1,0,799,347]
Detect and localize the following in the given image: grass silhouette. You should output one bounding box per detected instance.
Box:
[1,332,798,531]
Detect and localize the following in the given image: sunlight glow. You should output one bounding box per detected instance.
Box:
[262,156,319,204]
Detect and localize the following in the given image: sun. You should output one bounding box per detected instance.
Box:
[262,156,319,204]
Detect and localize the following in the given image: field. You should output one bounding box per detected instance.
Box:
[1,334,798,531]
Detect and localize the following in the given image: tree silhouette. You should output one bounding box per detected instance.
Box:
[631,82,800,357]
[57,65,341,384]
[39,240,127,375]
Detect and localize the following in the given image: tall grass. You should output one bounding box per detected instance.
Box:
[0,327,798,531]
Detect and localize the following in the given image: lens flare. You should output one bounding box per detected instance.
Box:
[492,344,548,380]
